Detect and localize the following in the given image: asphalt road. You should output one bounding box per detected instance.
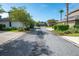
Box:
[0,27,79,56]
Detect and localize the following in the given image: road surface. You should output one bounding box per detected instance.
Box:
[0,27,79,56]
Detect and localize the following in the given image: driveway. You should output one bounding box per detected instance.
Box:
[0,31,25,45]
[0,27,79,56]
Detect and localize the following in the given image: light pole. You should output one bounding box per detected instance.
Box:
[66,3,69,25]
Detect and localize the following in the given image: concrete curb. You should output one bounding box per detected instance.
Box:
[60,36,79,48]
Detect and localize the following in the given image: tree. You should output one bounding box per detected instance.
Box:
[35,21,40,27]
[66,3,69,25]
[9,7,35,29]
[0,5,5,13]
[26,13,35,28]
[0,5,5,19]
[59,10,64,21]
[47,19,57,26]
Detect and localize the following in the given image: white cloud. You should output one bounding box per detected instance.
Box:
[0,13,9,18]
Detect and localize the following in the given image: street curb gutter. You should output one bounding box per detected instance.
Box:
[59,36,79,48]
[45,28,79,48]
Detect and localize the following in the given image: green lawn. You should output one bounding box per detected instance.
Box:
[64,33,79,36]
[52,30,64,35]
[53,30,79,36]
[9,30,19,32]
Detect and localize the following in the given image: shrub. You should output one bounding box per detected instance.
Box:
[64,30,72,34]
[29,24,34,29]
[58,31,65,35]
[64,27,79,34]
[4,28,11,31]
[25,27,30,31]
[74,28,79,33]
[54,24,69,31]
[53,25,57,30]
[74,25,79,33]
[0,24,6,30]
[74,25,79,29]
[4,27,17,31]
[11,27,17,30]
[18,27,25,31]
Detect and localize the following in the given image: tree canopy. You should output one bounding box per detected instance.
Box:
[9,7,35,28]
[0,5,5,13]
[59,10,64,13]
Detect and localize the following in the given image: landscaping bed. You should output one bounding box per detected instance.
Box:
[53,24,79,36]
[53,30,79,36]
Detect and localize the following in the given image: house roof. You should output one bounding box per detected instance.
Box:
[62,9,79,22]
[68,9,79,15]
[0,18,9,22]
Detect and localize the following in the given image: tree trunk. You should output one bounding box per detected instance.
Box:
[60,13,62,21]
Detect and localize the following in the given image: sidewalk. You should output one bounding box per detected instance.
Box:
[61,36,79,47]
[45,27,54,31]
[0,32,25,45]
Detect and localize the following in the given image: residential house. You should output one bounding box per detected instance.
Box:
[0,18,24,28]
[61,9,79,27]
[0,13,24,28]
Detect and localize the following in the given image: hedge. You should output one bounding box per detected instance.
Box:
[74,25,79,29]
[54,24,69,31]
[0,24,6,30]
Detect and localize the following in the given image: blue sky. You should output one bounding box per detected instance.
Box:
[1,3,79,22]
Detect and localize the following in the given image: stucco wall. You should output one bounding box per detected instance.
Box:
[0,21,24,28]
[0,21,9,27]
[11,22,24,28]
[68,22,75,27]
[63,20,75,28]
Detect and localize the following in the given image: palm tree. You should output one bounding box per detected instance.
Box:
[66,3,69,25]
[59,10,64,21]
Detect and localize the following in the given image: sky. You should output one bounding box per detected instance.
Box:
[0,3,79,22]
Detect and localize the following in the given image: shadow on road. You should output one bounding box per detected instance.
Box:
[27,28,48,39]
[0,31,6,33]
[0,39,52,56]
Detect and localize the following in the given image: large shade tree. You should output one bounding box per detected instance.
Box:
[9,7,35,29]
